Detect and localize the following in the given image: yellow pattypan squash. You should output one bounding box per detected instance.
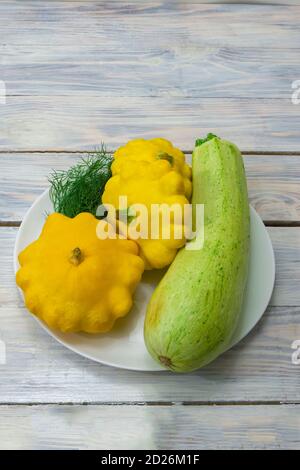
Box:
[112,138,192,199]
[16,212,144,333]
[102,138,192,270]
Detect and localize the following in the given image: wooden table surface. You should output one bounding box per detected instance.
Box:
[0,1,300,450]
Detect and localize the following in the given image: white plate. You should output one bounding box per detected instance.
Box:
[14,189,275,372]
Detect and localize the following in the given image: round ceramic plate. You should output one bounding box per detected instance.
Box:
[14,189,275,372]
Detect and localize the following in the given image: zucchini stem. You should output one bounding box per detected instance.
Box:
[195,133,218,147]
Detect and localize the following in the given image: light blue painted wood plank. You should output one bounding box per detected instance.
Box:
[2,44,299,99]
[1,96,300,151]
[0,404,299,449]
[1,2,299,48]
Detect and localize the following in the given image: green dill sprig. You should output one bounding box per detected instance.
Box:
[48,145,113,218]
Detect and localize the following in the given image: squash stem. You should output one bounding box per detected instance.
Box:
[69,247,83,266]
[157,153,174,165]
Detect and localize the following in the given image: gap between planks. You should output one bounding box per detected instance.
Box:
[0,401,300,407]
[1,221,300,228]
[1,150,300,156]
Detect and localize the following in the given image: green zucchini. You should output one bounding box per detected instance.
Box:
[144,135,250,372]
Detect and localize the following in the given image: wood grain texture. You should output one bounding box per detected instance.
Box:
[1,226,300,403]
[0,404,299,449]
[1,2,300,49]
[1,96,300,151]
[2,44,300,99]
[1,153,300,223]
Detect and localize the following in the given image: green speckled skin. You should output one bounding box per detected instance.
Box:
[144,137,250,372]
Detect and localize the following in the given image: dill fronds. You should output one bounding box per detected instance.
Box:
[48,146,113,218]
